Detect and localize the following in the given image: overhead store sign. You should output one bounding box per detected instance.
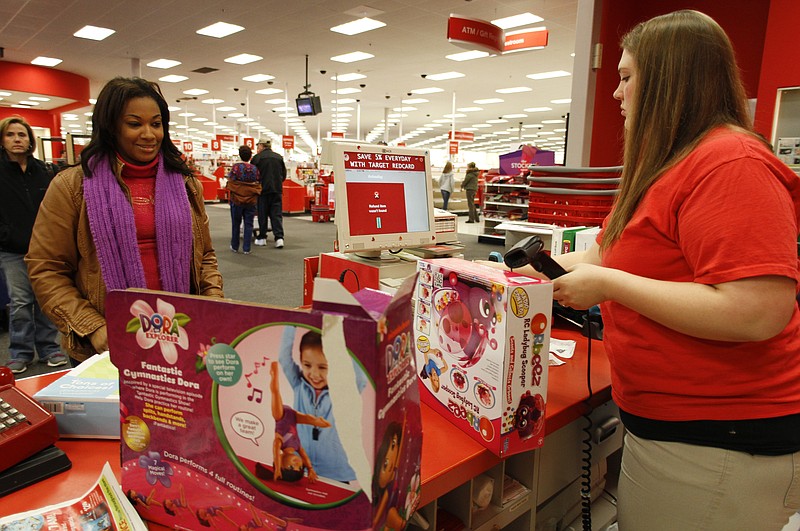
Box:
[504,28,549,53]
[211,139,221,151]
[282,135,295,150]
[449,130,475,142]
[447,15,549,55]
[447,15,504,54]
[183,142,193,152]
[449,141,459,155]
[244,137,255,149]
[215,134,235,142]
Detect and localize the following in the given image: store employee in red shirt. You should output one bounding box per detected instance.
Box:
[497,10,800,531]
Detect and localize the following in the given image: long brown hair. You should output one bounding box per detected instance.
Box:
[602,10,763,249]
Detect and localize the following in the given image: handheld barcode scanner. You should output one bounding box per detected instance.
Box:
[503,235,568,279]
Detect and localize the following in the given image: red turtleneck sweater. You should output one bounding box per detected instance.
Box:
[119,156,162,290]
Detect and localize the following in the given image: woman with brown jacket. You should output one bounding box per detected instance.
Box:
[26,77,224,363]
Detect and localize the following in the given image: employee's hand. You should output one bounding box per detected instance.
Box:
[552,263,609,309]
[89,325,109,354]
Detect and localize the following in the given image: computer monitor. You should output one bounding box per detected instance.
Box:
[330,142,437,258]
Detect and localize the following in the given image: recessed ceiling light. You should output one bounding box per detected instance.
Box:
[178,112,196,117]
[74,25,116,41]
[183,88,209,96]
[491,12,544,29]
[242,74,275,82]
[228,112,244,118]
[426,71,465,81]
[225,53,262,65]
[331,51,374,63]
[196,22,244,38]
[393,107,416,112]
[410,87,444,95]
[19,101,40,106]
[527,70,571,80]
[504,113,528,118]
[334,98,357,104]
[486,119,508,124]
[216,106,236,112]
[29,96,50,102]
[31,56,62,67]
[524,107,552,113]
[542,119,566,124]
[457,107,483,112]
[332,73,367,82]
[471,124,492,128]
[401,98,428,105]
[159,75,188,83]
[474,98,504,104]
[523,123,543,129]
[446,50,490,62]
[264,98,286,105]
[550,98,572,104]
[192,117,208,122]
[432,119,452,123]
[201,99,224,104]
[255,88,283,95]
[496,87,532,94]
[147,59,181,69]
[331,87,362,95]
[330,17,386,35]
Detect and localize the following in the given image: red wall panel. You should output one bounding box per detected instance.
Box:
[589,1,770,166]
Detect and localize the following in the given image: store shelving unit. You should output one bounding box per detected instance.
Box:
[479,181,529,245]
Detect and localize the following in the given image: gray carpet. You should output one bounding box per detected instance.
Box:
[1,202,501,377]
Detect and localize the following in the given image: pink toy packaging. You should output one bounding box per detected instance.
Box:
[107,277,422,530]
[413,258,552,457]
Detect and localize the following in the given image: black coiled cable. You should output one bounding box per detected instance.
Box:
[580,315,598,531]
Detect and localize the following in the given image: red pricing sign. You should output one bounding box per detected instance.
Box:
[282,135,295,150]
[449,141,459,155]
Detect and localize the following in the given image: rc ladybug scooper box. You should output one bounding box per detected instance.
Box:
[107,277,422,531]
[413,258,553,457]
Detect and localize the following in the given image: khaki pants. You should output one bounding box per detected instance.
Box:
[618,432,800,530]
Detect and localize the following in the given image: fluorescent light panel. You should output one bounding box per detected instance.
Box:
[332,73,366,82]
[159,75,188,83]
[31,56,62,67]
[183,88,209,95]
[474,98,504,104]
[426,71,465,81]
[196,22,244,38]
[330,17,386,35]
[496,86,532,94]
[446,50,489,62]
[410,87,444,95]
[491,12,544,29]
[331,51,374,63]
[224,53,262,65]
[147,58,181,69]
[527,70,571,80]
[74,25,116,40]
[331,87,361,94]
[242,74,275,82]
[255,88,283,95]
[551,98,572,104]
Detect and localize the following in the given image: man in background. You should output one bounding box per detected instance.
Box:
[251,139,286,248]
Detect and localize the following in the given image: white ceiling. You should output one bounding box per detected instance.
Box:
[0,0,578,156]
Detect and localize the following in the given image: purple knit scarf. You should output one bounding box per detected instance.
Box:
[84,154,192,294]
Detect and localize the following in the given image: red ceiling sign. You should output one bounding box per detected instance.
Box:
[210,139,221,151]
[449,141,459,155]
[449,131,475,142]
[215,134,235,142]
[330,132,345,139]
[282,135,295,150]
[447,16,503,54]
[504,28,549,53]
[244,137,255,149]
[183,142,193,152]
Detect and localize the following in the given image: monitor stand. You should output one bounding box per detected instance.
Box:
[354,250,401,262]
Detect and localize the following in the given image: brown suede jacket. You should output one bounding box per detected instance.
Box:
[26,162,224,361]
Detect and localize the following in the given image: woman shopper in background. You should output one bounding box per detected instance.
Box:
[461,162,480,223]
[26,77,224,364]
[438,160,454,210]
[0,117,66,373]
[493,10,800,530]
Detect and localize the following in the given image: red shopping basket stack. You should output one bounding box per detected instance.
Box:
[527,166,622,227]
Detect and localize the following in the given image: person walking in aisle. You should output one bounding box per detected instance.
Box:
[26,77,224,364]
[0,117,67,373]
[251,139,286,248]
[439,161,454,211]
[227,145,261,254]
[489,10,800,530]
[461,162,480,223]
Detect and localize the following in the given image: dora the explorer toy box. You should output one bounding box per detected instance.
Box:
[413,258,552,457]
[106,277,422,531]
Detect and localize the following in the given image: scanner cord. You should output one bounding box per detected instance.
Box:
[581,319,596,531]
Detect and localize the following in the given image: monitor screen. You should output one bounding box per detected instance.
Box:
[330,142,436,255]
[296,95,322,116]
